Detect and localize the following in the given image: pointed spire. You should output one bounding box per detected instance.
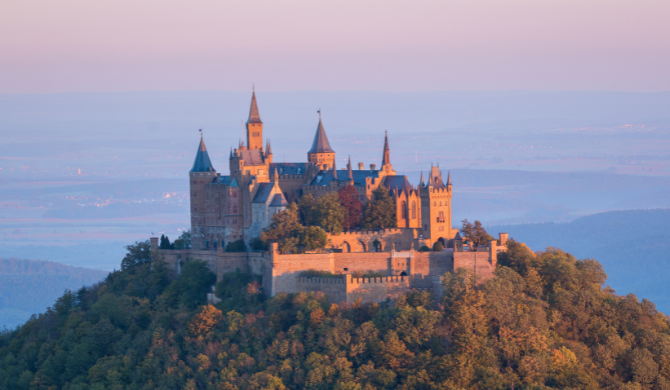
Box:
[428,172,433,186]
[382,130,391,166]
[229,147,233,160]
[266,140,273,155]
[420,171,424,186]
[190,134,215,172]
[308,114,335,153]
[247,89,262,124]
[273,166,280,189]
[447,171,452,186]
[347,155,354,182]
[332,159,338,180]
[239,139,243,149]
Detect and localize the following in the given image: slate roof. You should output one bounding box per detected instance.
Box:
[269,193,288,207]
[190,137,216,172]
[247,91,262,124]
[270,162,308,175]
[252,183,276,203]
[308,117,335,154]
[239,149,264,166]
[217,176,232,185]
[454,232,463,240]
[309,169,380,186]
[383,175,412,192]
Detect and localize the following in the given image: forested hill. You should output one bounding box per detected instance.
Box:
[488,208,670,313]
[0,258,108,329]
[2,241,670,389]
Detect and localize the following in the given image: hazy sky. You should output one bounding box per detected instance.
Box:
[1,0,668,93]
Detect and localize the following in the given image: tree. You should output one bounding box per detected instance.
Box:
[338,185,364,230]
[432,241,444,251]
[298,193,319,226]
[163,260,216,309]
[120,240,152,270]
[461,219,493,247]
[248,237,269,251]
[300,226,329,251]
[261,203,304,253]
[315,192,346,234]
[173,230,191,249]
[361,187,397,230]
[225,239,247,252]
[159,234,173,249]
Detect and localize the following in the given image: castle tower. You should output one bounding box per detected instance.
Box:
[419,165,454,244]
[189,134,217,249]
[307,113,335,170]
[246,90,263,150]
[380,131,396,175]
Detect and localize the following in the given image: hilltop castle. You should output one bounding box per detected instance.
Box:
[155,91,509,303]
[189,91,456,251]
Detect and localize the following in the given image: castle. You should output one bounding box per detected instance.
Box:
[155,91,509,303]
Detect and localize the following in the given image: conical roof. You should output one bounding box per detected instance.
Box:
[247,91,262,124]
[454,232,463,240]
[381,130,391,166]
[347,155,354,181]
[309,116,335,154]
[190,136,215,172]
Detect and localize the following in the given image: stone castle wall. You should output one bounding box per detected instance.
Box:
[327,228,420,252]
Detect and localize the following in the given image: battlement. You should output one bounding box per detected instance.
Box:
[297,276,345,285]
[348,275,406,284]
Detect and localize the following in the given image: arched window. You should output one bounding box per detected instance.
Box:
[411,201,417,219]
[401,201,407,219]
[206,240,209,249]
[213,239,217,249]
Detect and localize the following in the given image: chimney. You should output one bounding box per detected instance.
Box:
[370,164,376,171]
[358,162,364,170]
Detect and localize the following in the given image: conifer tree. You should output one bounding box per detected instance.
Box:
[315,192,346,234]
[361,186,397,229]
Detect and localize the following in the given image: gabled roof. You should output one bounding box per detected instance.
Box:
[252,182,276,203]
[308,117,335,154]
[383,175,412,193]
[270,162,308,175]
[247,91,262,124]
[239,149,264,166]
[190,136,216,172]
[454,232,463,240]
[309,169,380,186]
[229,177,239,188]
[217,176,232,185]
[269,193,288,207]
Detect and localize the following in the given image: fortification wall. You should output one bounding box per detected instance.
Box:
[346,275,411,303]
[453,252,496,279]
[332,253,390,275]
[327,228,419,252]
[269,252,334,296]
[296,277,347,304]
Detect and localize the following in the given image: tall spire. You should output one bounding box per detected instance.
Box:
[229,147,233,160]
[247,89,262,124]
[347,155,354,182]
[447,171,452,186]
[266,140,272,155]
[381,130,391,167]
[420,171,424,186]
[308,114,335,154]
[273,166,280,189]
[190,133,215,172]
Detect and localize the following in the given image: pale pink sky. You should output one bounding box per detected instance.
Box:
[1,0,668,93]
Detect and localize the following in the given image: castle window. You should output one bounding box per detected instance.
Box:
[232,192,237,198]
[193,192,197,198]
[434,201,436,206]
[233,219,237,225]
[401,201,407,219]
[411,201,416,219]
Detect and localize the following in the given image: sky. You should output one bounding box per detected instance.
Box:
[1,0,669,93]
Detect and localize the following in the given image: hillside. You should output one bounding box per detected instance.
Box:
[488,208,670,313]
[2,241,670,389]
[0,258,108,329]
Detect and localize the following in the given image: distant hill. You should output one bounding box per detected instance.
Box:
[488,208,670,313]
[0,258,108,328]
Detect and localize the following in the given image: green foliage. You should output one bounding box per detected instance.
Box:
[419,245,431,252]
[339,185,364,230]
[461,219,494,247]
[432,241,444,251]
[3,239,670,390]
[249,236,269,251]
[163,259,216,309]
[159,234,174,249]
[298,193,318,226]
[173,229,191,249]
[262,203,304,253]
[225,239,247,252]
[120,240,152,270]
[315,192,346,234]
[300,225,328,251]
[362,186,397,230]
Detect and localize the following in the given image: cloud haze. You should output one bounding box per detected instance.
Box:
[1,0,668,93]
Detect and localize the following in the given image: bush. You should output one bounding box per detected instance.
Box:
[249,237,269,251]
[432,241,444,251]
[225,239,247,252]
[419,245,431,252]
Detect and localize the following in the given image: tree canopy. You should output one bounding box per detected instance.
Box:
[2,239,670,389]
[338,185,364,231]
[361,186,397,230]
[461,218,494,247]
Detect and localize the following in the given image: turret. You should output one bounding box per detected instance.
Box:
[189,134,217,250]
[380,130,396,174]
[307,112,335,170]
[246,89,264,150]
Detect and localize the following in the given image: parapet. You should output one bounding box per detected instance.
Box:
[347,275,406,284]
